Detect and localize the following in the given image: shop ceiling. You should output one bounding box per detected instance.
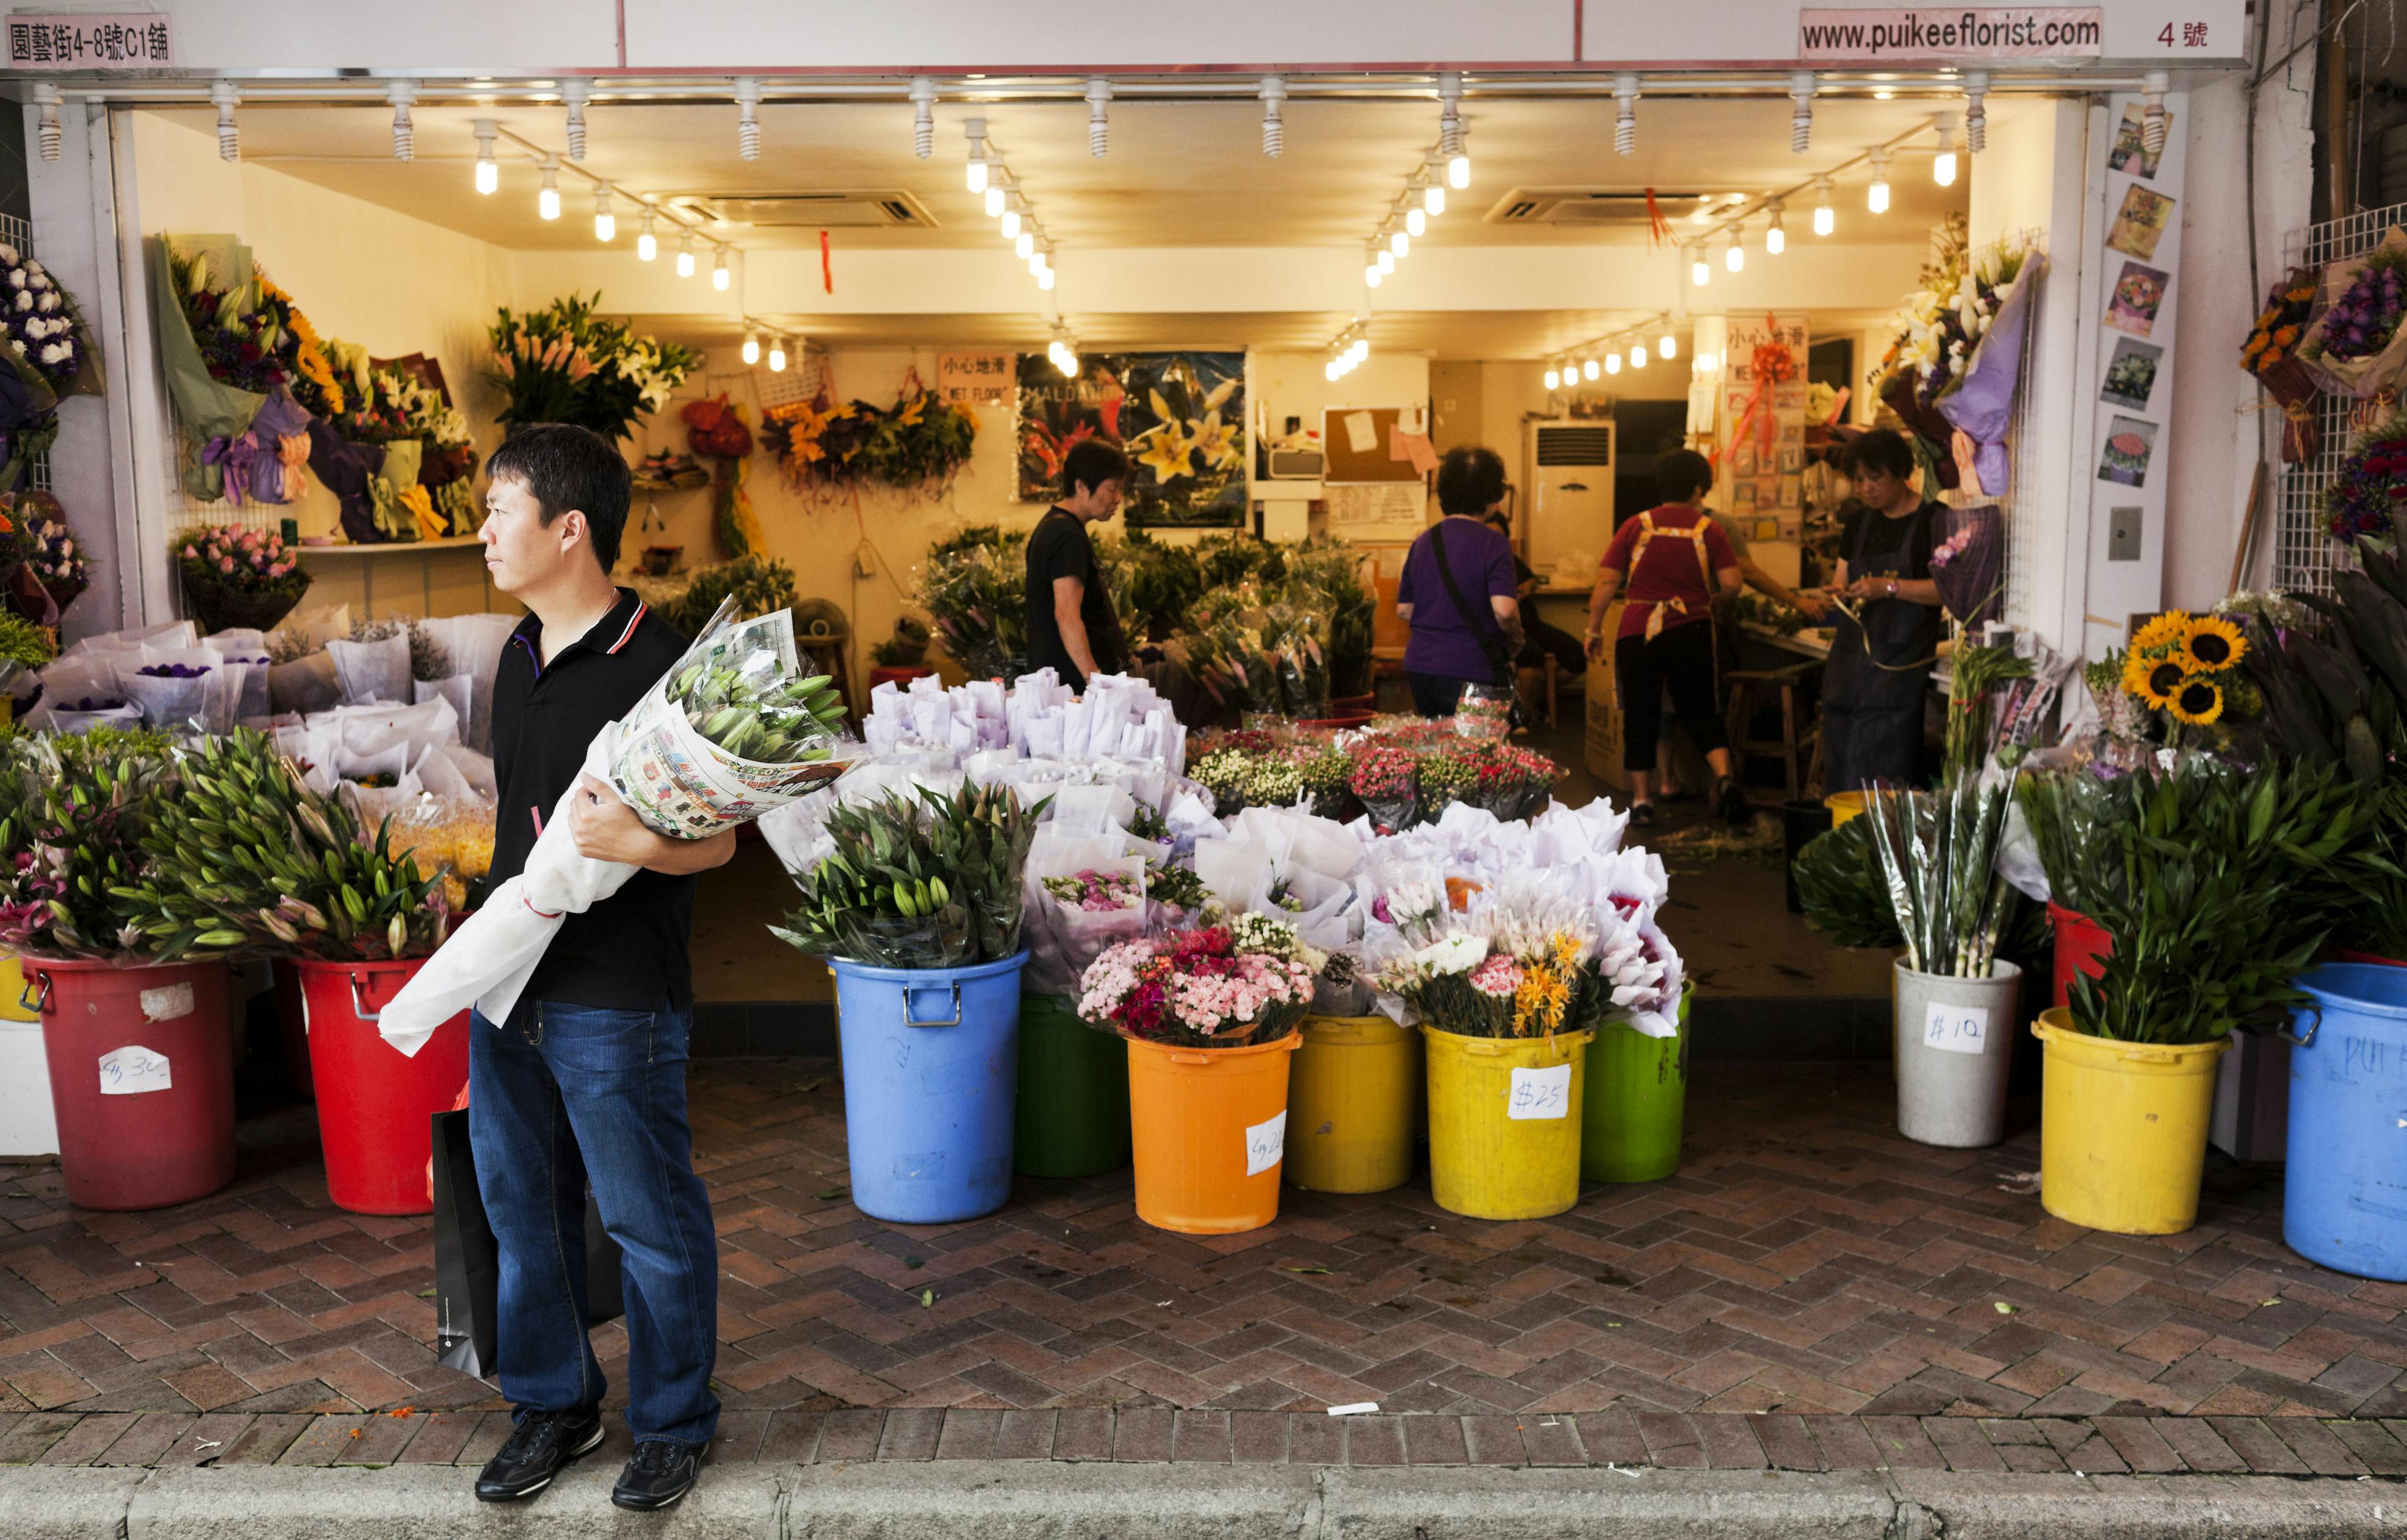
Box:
[163,90,1977,253]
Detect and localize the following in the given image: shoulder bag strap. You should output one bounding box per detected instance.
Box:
[1426,522,1515,688]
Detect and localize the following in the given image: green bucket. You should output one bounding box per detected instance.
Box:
[1014,993,1132,1178]
[1578,987,1691,1183]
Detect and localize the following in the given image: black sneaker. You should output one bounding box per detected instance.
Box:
[473,1408,604,1502]
[613,1438,709,1511]
[1716,777,1751,826]
[1629,801,1659,828]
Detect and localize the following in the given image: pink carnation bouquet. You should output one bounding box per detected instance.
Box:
[1077,914,1319,1049]
[170,522,312,633]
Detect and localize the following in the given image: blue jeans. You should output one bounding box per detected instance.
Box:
[468,1000,720,1448]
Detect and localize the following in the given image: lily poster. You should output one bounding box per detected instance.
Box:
[1016,351,1246,528]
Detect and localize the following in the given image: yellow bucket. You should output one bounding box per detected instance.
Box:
[0,955,35,1023]
[1422,1026,1594,1220]
[1825,791,1867,826]
[1286,1014,1421,1193]
[2034,1009,2229,1236]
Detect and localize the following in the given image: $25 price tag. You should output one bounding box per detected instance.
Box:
[1507,1063,1573,1120]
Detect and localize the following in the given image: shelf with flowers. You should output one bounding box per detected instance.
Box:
[486,292,697,444]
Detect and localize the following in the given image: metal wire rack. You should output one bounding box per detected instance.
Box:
[2274,200,2407,594]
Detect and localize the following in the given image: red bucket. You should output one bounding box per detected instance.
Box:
[294,957,468,1215]
[2048,903,2112,1010]
[2337,948,2407,968]
[273,960,312,1099]
[27,956,237,1211]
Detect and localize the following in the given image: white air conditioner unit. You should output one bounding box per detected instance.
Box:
[1524,419,1615,588]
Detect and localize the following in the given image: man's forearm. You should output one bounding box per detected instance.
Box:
[1058,612,1100,678]
[640,828,738,876]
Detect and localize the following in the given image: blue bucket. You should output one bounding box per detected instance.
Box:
[2284,963,2407,1281]
[830,951,1028,1224]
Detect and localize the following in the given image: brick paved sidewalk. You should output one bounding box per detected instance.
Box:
[1,1060,2404,1480]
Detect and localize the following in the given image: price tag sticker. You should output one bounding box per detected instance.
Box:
[1507,1063,1573,1120]
[98,1045,171,1095]
[1922,1001,1991,1056]
[1244,1110,1288,1176]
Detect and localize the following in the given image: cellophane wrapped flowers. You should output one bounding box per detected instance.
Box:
[2326,409,2407,547]
[2306,251,2407,364]
[1077,917,1319,1049]
[1349,744,1416,835]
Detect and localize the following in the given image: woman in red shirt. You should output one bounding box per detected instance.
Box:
[1584,449,1746,827]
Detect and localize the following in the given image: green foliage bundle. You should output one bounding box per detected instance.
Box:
[1094,530,1203,644]
[772,782,1047,968]
[1795,818,1905,951]
[0,731,176,960]
[914,525,1028,681]
[663,555,798,639]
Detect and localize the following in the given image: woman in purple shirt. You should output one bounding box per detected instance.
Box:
[1395,446,1525,717]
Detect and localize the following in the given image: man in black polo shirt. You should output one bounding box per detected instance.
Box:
[1024,437,1130,691]
[467,425,734,1513]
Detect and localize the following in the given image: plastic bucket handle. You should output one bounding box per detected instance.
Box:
[20,968,49,1016]
[2280,1006,2320,1048]
[904,982,962,1029]
[348,974,388,1024]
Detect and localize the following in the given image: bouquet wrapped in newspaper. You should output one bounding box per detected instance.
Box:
[375,601,855,1054]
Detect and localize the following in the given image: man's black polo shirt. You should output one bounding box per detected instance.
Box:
[488,587,698,1012]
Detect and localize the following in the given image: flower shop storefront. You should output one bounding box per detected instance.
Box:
[20,9,2407,1468]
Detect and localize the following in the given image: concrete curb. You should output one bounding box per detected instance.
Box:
[0,1461,2398,1539]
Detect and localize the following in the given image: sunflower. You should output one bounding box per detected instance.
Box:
[2181,615,2248,674]
[2132,611,2191,652]
[2168,675,2225,725]
[2121,650,2187,709]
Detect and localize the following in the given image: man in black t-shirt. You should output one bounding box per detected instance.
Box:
[467,425,731,1514]
[1024,437,1130,692]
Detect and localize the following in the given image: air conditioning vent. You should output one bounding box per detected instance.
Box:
[1487,187,1744,227]
[1535,427,1615,467]
[661,191,937,229]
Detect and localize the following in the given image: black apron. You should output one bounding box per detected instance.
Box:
[1823,502,1943,788]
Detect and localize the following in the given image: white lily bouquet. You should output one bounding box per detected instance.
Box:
[376,600,857,1054]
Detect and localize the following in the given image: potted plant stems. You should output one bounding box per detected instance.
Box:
[114,729,463,1215]
[2020,757,2375,1234]
[1861,777,2026,1148]
[1077,914,1318,1234]
[774,782,1044,1224]
[0,728,244,1211]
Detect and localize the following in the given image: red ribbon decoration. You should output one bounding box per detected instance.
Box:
[1712,314,1800,467]
[820,228,833,295]
[1643,187,1671,248]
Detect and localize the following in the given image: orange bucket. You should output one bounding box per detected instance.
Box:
[1126,1032,1300,1234]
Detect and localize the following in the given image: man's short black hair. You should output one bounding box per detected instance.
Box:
[1841,428,1919,483]
[1437,445,1506,515]
[1061,438,1130,500]
[1655,448,1714,505]
[485,423,633,573]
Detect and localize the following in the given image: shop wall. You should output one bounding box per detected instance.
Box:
[126,112,517,624]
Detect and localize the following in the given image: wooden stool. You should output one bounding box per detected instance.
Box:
[1723,661,1816,805]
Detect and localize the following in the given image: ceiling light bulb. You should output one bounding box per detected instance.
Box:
[211,79,240,162]
[1365,262,1382,288]
[1790,70,1816,152]
[1016,230,1036,259]
[1438,70,1468,189]
[1352,338,1369,362]
[677,236,695,277]
[1965,71,1990,153]
[1868,150,1891,213]
[964,117,989,193]
[1766,202,1786,254]
[1406,206,1426,239]
[1029,249,1047,276]
[593,184,615,242]
[1544,367,1561,391]
[734,76,762,160]
[1260,74,1287,157]
[1001,207,1021,241]
[388,79,416,161]
[33,83,57,162]
[562,78,590,160]
[1614,72,1640,156]
[1058,347,1078,378]
[1725,232,1744,272]
[984,183,1006,218]
[1813,178,1835,236]
[1691,248,1709,287]
[1426,181,1446,216]
[712,249,731,290]
[742,330,760,365]
[1579,358,1597,381]
[538,159,560,221]
[1448,149,1470,189]
[1378,249,1396,275]
[911,76,937,159]
[1038,267,1055,290]
[1631,343,1648,369]
[1604,351,1622,375]
[1933,117,1958,186]
[637,210,657,261]
[768,337,787,372]
[1085,76,1113,157]
[1391,229,1410,258]
[473,118,499,195]
[1326,360,1342,382]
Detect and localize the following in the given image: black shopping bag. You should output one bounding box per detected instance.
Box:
[430,1107,626,1378]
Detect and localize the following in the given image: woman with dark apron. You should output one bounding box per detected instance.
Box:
[1821,430,1946,792]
